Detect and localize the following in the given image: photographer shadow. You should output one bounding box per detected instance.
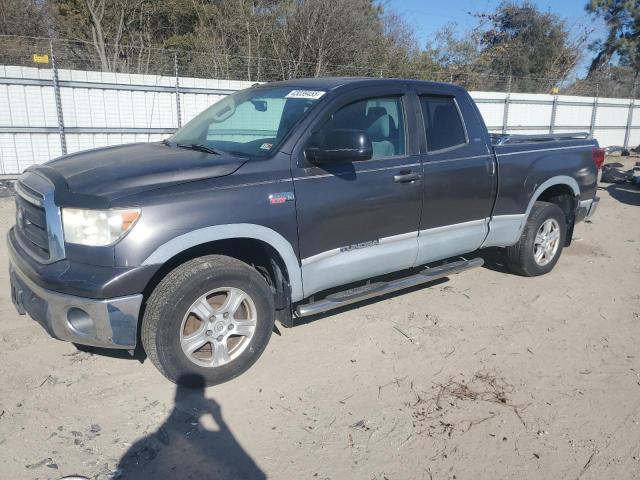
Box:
[117,374,265,480]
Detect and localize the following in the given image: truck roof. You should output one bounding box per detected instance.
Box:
[262,76,462,92]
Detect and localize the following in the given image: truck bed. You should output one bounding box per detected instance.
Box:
[490,132,591,146]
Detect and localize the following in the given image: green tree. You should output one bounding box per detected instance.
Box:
[474,1,581,91]
[586,0,639,76]
[420,22,482,84]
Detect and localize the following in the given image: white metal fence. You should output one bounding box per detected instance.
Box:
[1,64,637,176]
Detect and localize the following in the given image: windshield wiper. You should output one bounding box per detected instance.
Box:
[224,150,251,158]
[176,143,222,155]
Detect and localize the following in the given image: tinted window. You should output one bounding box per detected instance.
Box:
[420,95,467,152]
[170,87,319,157]
[321,96,406,159]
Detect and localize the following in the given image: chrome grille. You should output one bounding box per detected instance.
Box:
[14,172,66,264]
[15,193,49,259]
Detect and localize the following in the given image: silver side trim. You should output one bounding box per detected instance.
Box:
[211,178,293,191]
[380,231,417,243]
[357,162,421,175]
[423,154,491,165]
[141,223,305,302]
[293,162,422,181]
[418,218,488,236]
[481,214,526,248]
[415,218,489,266]
[301,219,493,297]
[293,173,335,181]
[301,230,418,266]
[301,247,342,266]
[496,144,597,157]
[301,231,418,297]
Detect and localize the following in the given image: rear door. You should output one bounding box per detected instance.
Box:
[413,86,496,265]
[291,85,423,297]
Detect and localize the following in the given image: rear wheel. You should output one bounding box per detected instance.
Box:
[141,255,275,386]
[506,201,566,276]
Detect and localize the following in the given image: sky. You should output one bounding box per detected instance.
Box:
[386,0,607,74]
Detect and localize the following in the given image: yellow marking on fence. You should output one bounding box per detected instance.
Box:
[32,54,49,64]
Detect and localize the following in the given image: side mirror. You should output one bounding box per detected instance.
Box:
[251,100,268,112]
[306,129,373,163]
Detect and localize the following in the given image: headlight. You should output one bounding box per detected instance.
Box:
[62,208,141,246]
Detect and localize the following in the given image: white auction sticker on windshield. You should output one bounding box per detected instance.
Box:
[285,90,326,100]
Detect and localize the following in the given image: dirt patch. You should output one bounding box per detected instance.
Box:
[0,157,639,479]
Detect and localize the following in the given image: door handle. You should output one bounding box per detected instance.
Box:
[394,171,422,183]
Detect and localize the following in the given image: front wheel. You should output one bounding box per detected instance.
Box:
[506,201,566,276]
[141,255,275,386]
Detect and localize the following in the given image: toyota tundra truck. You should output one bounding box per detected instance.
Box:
[9,78,603,385]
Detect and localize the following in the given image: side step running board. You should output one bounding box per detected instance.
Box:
[296,257,484,317]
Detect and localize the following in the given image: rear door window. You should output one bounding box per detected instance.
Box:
[420,95,467,152]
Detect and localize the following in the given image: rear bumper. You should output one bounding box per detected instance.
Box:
[586,196,599,219]
[576,196,599,223]
[10,260,142,349]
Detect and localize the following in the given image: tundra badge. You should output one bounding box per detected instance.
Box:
[269,192,295,205]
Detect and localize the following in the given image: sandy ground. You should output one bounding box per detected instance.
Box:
[0,157,639,480]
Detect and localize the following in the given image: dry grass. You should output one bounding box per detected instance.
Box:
[434,370,514,409]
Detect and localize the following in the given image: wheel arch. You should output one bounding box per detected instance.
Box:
[482,176,581,249]
[525,176,580,246]
[525,176,579,219]
[141,224,304,303]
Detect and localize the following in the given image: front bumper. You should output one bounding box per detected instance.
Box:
[10,260,142,349]
[7,225,157,349]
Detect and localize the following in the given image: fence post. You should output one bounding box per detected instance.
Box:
[623,83,636,149]
[549,94,558,134]
[174,52,182,129]
[502,75,512,134]
[49,39,67,155]
[589,85,599,138]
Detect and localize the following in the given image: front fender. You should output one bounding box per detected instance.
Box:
[141,223,304,302]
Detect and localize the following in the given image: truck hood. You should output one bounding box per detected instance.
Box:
[29,142,247,207]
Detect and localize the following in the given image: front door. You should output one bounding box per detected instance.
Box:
[292,86,423,297]
[413,88,496,265]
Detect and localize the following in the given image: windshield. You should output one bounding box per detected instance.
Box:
[169,86,325,157]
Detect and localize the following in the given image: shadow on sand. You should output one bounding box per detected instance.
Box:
[475,247,513,275]
[116,374,265,480]
[603,183,640,207]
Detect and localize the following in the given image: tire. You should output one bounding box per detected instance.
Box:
[506,201,566,277]
[141,255,275,386]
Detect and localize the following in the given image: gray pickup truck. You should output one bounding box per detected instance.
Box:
[9,78,602,385]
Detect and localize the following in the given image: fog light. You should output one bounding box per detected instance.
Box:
[67,307,95,336]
